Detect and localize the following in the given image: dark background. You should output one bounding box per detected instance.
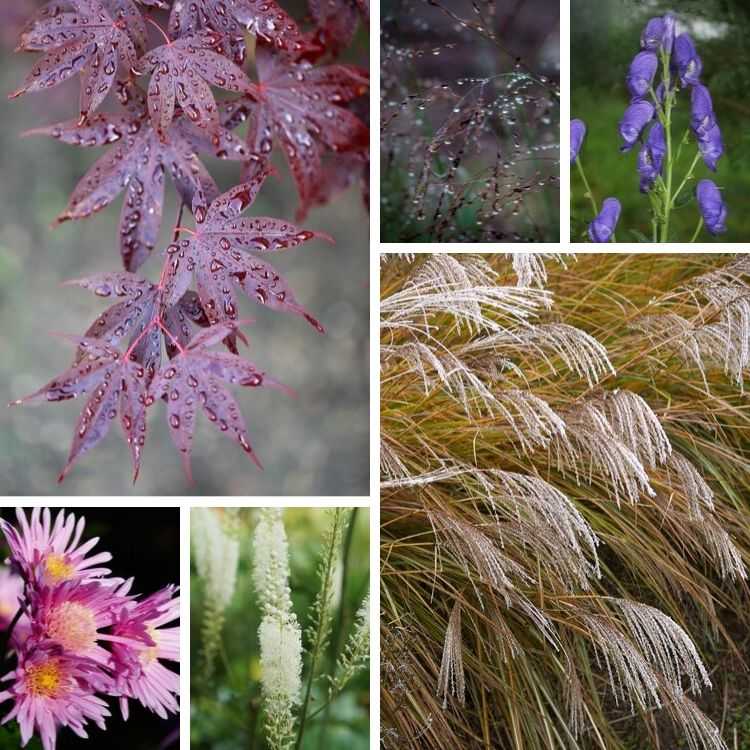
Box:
[571,0,750,242]
[0,506,180,750]
[0,1,369,496]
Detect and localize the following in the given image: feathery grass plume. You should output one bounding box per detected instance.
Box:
[437,599,465,709]
[252,508,302,750]
[508,253,571,289]
[329,591,370,696]
[191,507,240,675]
[381,253,750,749]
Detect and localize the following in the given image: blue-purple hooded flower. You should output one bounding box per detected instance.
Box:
[673,33,702,86]
[637,122,666,192]
[696,179,727,235]
[697,123,724,172]
[619,100,654,152]
[570,119,586,163]
[588,198,621,243]
[640,13,676,54]
[690,84,716,138]
[627,51,658,99]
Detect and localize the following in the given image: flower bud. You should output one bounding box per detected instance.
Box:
[697,123,723,172]
[640,14,675,55]
[570,119,586,163]
[619,100,654,152]
[626,52,658,99]
[588,198,621,243]
[637,122,666,193]
[673,33,702,86]
[690,84,716,139]
[696,179,727,235]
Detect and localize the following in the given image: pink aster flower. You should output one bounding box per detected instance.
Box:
[1,508,112,588]
[30,581,143,665]
[0,567,30,649]
[0,642,111,750]
[109,585,180,720]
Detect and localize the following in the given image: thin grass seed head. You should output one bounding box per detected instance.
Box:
[307,508,351,653]
[330,591,370,695]
[437,600,465,709]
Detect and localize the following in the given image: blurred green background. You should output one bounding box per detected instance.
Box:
[190,507,369,750]
[0,3,369,496]
[571,0,750,242]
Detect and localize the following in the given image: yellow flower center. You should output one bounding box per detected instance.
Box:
[140,626,160,666]
[47,602,98,653]
[44,554,75,583]
[25,660,63,698]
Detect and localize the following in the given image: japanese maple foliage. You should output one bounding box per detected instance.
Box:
[8,0,369,484]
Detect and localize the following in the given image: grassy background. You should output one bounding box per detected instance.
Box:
[190,508,370,750]
[571,0,750,242]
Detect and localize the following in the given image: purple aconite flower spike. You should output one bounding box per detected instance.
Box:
[696,179,727,235]
[697,123,723,172]
[673,33,702,86]
[619,100,654,152]
[570,119,586,163]
[690,84,716,139]
[641,14,675,55]
[588,198,621,243]
[627,51,658,99]
[637,122,666,193]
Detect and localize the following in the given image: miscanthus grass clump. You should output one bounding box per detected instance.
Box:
[380,253,750,749]
[191,507,369,750]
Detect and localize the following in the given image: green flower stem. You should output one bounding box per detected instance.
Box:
[690,217,704,242]
[660,50,674,243]
[317,509,359,750]
[671,151,702,208]
[295,511,346,750]
[575,157,598,218]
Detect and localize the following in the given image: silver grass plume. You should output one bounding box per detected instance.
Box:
[329,591,370,696]
[380,252,416,264]
[191,507,240,675]
[634,257,750,387]
[616,600,711,696]
[428,509,559,649]
[381,254,551,336]
[507,252,571,288]
[459,322,615,387]
[484,470,601,586]
[554,398,656,505]
[667,452,716,519]
[252,509,302,750]
[437,599,465,708]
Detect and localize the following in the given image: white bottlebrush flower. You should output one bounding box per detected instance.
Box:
[192,508,240,610]
[191,508,240,673]
[252,508,294,619]
[251,509,302,750]
[259,615,303,704]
